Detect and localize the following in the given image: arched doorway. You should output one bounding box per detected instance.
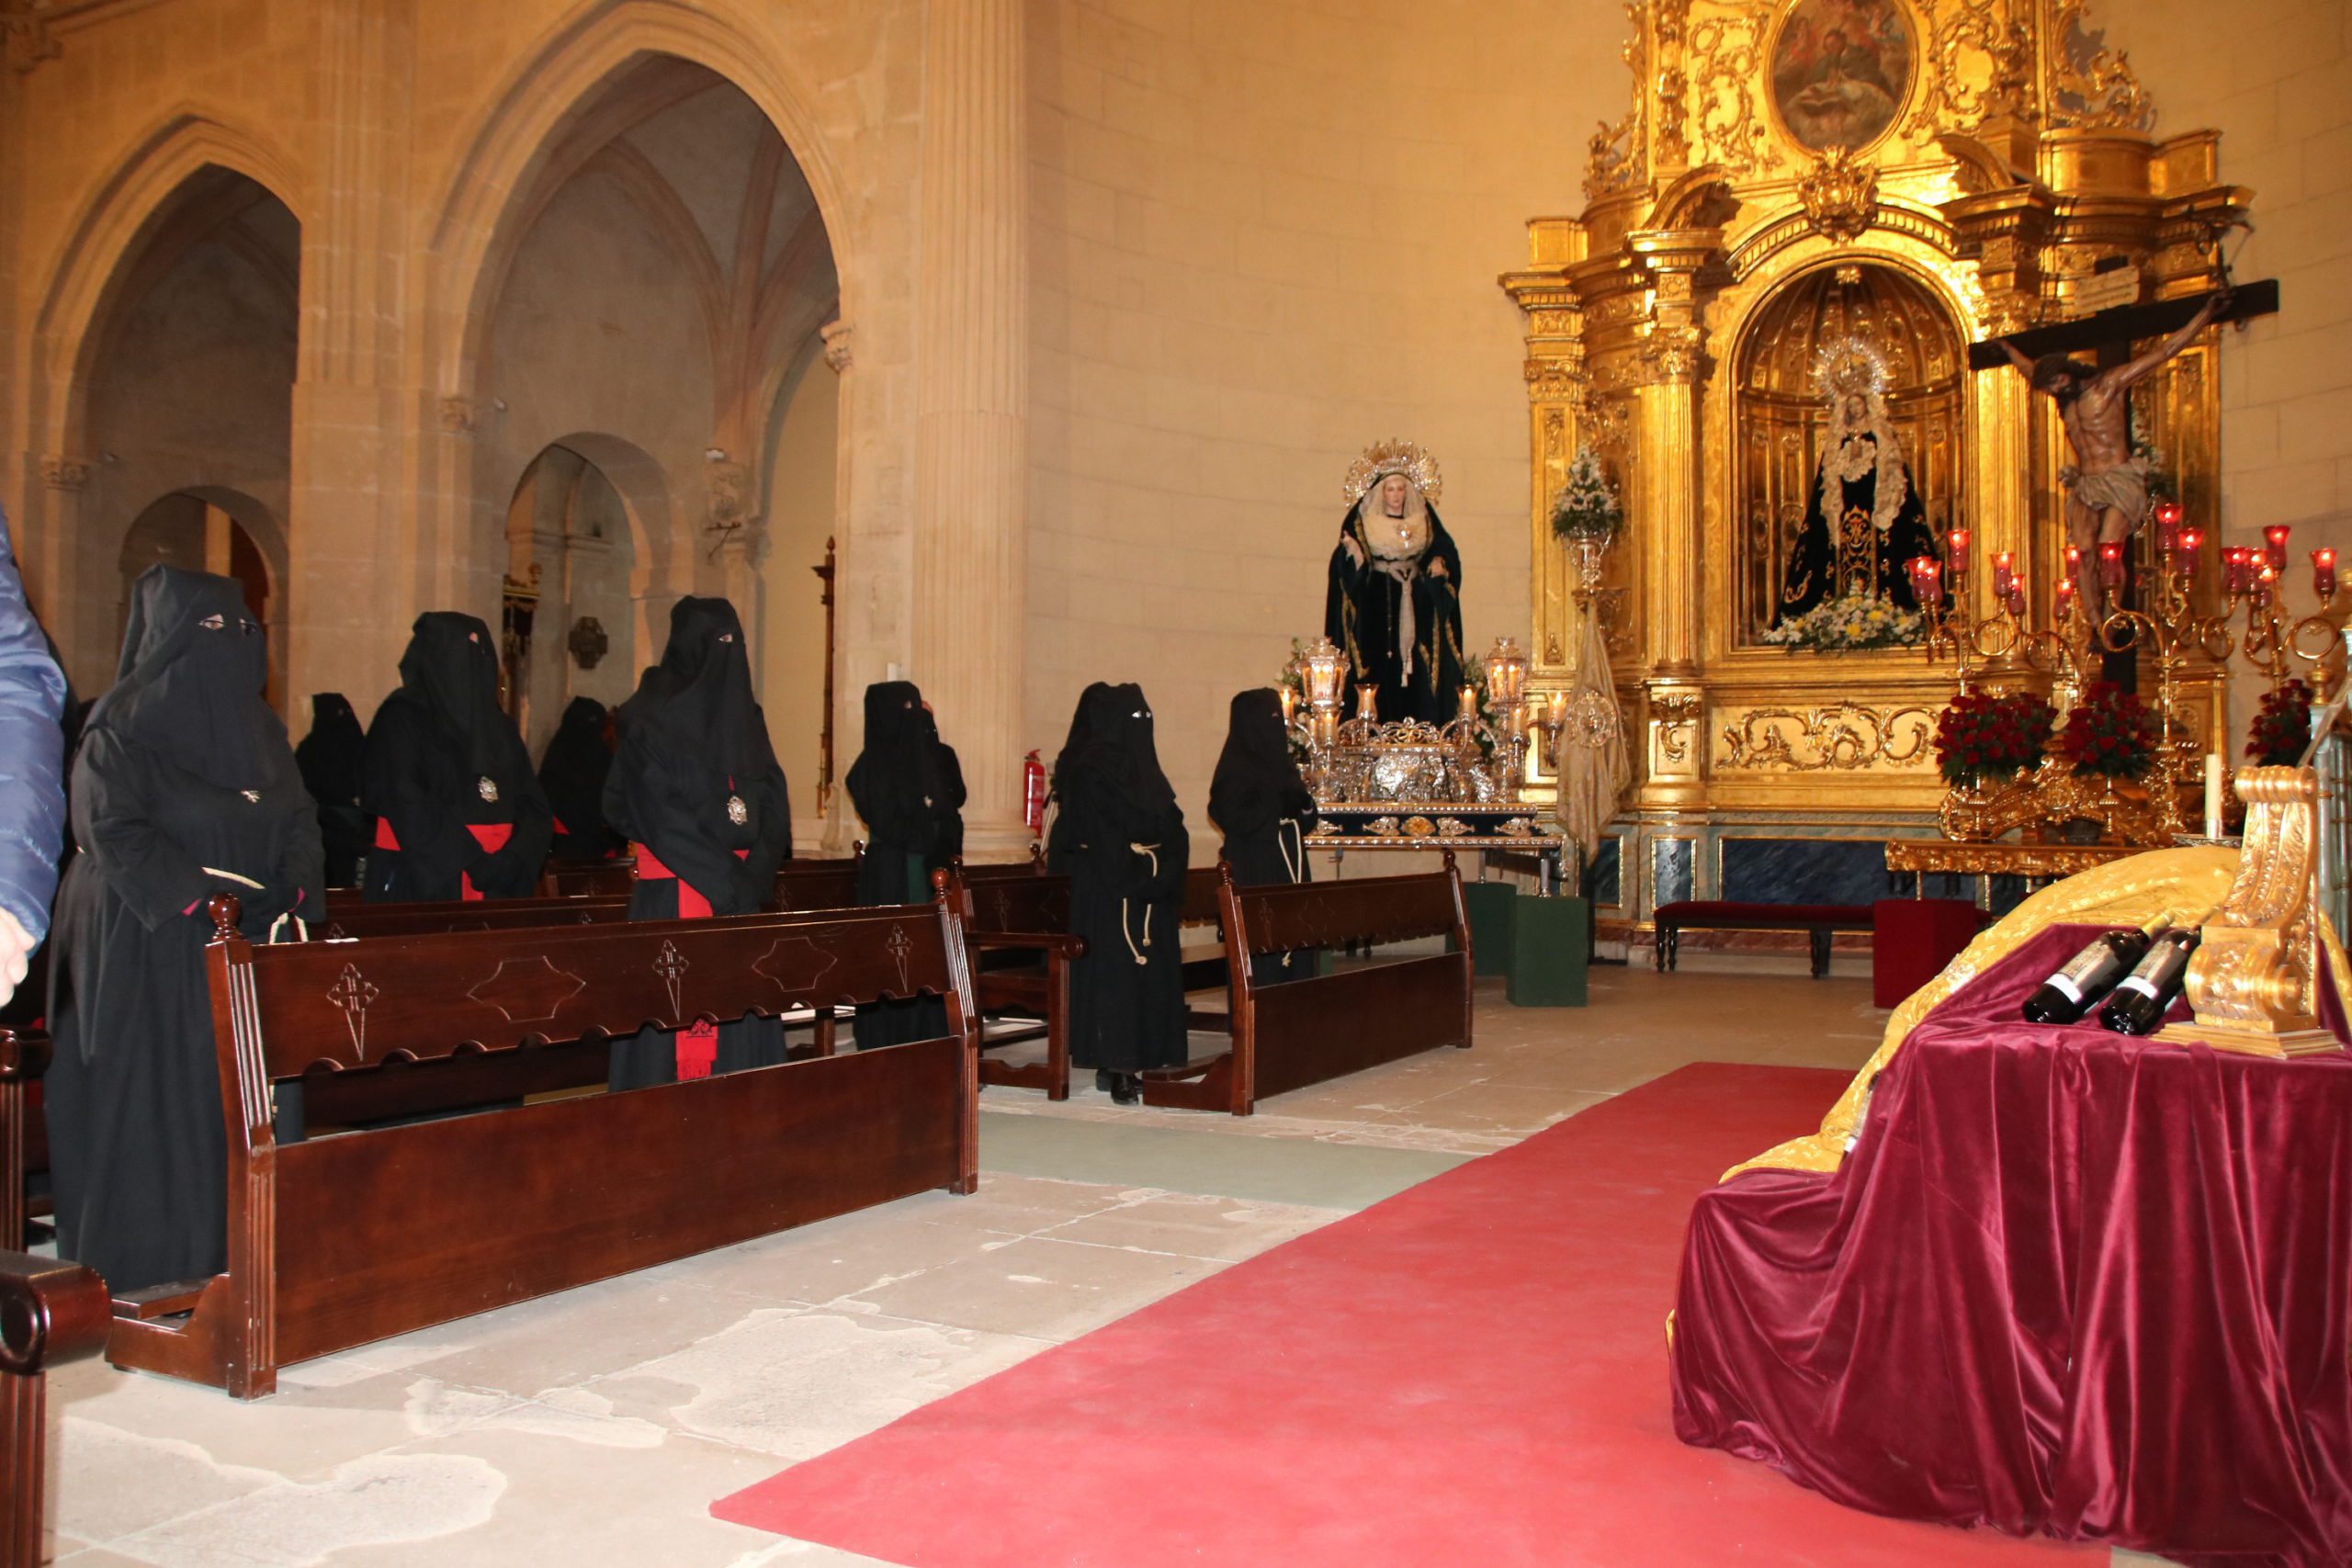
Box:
[503,441,649,748]
[76,168,300,696]
[468,56,841,807]
[118,488,287,706]
[1733,264,1962,644]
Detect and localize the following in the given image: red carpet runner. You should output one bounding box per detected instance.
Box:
[713,1063,2093,1566]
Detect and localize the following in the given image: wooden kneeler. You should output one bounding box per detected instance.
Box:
[1144,855,1475,1115]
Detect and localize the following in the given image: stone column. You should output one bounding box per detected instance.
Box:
[911,0,1029,859]
[286,0,422,720]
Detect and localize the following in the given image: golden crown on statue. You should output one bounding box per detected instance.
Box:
[1341,438,1443,506]
[1811,335,1892,402]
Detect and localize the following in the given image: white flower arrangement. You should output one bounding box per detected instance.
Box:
[1756,593,1926,652]
[1550,447,1622,543]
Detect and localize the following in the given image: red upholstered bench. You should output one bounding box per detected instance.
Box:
[1653,901,1873,978]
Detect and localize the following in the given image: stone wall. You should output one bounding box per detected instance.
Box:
[1025,0,1627,840]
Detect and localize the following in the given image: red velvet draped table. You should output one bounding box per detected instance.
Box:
[1671,925,2352,1567]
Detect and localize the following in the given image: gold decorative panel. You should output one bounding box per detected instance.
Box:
[1500,0,2244,840]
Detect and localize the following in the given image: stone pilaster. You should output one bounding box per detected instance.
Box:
[911,0,1028,858]
[287,0,422,719]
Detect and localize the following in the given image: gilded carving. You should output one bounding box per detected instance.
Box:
[1717,704,1932,772]
[1795,148,1880,243]
[2046,1,2153,131]
[1653,693,1703,764]
[1524,359,1578,401]
[2159,766,2337,1056]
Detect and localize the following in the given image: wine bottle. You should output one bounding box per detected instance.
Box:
[2098,919,2206,1036]
[2020,916,2169,1025]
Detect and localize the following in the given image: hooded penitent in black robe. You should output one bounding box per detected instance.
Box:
[605,597,793,1088]
[1324,495,1466,724]
[926,707,967,867]
[845,681,951,1048]
[538,696,622,863]
[1774,430,1939,624]
[1209,687,1318,987]
[359,614,551,902]
[44,567,322,1292]
[1049,682,1190,1080]
[294,692,369,886]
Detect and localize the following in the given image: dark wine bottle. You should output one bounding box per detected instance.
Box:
[2020,916,2169,1025]
[2098,922,2205,1035]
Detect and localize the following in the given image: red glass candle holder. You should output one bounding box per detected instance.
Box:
[2313,547,2337,600]
[2265,524,2292,571]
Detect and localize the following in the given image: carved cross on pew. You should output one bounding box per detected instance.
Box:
[1968,280,2281,688]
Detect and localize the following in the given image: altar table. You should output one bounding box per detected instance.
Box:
[1670,925,2352,1566]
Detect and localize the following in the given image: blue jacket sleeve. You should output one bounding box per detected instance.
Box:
[0,514,67,942]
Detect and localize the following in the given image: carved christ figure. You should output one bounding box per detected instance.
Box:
[1996,290,2228,598]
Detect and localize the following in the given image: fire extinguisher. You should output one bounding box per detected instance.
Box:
[1023,750,1047,836]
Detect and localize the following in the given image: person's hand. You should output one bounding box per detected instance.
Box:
[0,909,34,1012]
[1427,558,1449,581]
[1341,529,1365,570]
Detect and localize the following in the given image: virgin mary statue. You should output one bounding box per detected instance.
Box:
[1326,440,1466,724]
[1774,337,1939,625]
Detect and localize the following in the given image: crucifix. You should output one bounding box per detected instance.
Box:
[1969,277,2281,686]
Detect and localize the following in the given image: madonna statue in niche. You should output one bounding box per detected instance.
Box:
[1326,441,1466,725]
[1770,0,1915,152]
[1775,338,1939,625]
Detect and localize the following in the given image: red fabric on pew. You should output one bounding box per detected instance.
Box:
[716,1064,2089,1566]
[1871,897,1984,1008]
[1672,925,2352,1567]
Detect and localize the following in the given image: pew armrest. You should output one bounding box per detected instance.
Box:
[0,1250,111,1376]
[0,1029,51,1085]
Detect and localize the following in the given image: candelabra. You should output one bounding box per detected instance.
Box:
[1907,510,2350,846]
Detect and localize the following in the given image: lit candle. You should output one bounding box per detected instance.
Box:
[2065,545,2084,581]
[2006,585,2027,617]
[2098,540,2126,587]
[1458,684,1479,721]
[2256,562,2278,609]
[2314,547,2338,599]
[2204,753,2225,840]
[2178,526,2204,558]
[1992,551,2016,597]
[2154,501,2183,560]
[2223,547,2249,595]
[1280,686,1297,725]
[1548,691,1567,728]
[1908,556,1939,602]
[2055,577,2076,620]
[2265,524,2292,571]
[1946,528,1971,579]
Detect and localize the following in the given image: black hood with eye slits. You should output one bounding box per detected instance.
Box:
[88,565,288,792]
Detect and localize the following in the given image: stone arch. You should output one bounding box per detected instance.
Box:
[24,107,304,462]
[417,0,858,404]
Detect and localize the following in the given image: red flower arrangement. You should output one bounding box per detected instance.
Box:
[2247,680,2313,767]
[2058,682,2156,781]
[1933,689,2054,787]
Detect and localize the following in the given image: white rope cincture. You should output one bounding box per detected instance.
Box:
[1122,843,1161,965]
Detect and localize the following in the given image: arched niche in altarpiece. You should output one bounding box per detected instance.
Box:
[1732,263,1964,646]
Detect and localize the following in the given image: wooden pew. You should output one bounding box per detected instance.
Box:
[539,851,862,900]
[0,1029,46,1254]
[103,892,979,1399]
[3,1250,111,1566]
[950,857,1232,1098]
[948,864,1081,1100]
[1143,858,1473,1116]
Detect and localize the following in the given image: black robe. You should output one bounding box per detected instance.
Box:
[845,681,950,1048]
[359,614,552,902]
[1775,433,1939,623]
[1210,687,1318,987]
[294,692,369,886]
[44,566,322,1292]
[538,696,622,863]
[605,597,793,1088]
[1324,499,1466,724]
[1049,682,1190,1075]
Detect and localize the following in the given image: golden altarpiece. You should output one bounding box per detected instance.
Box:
[1502,0,2246,929]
